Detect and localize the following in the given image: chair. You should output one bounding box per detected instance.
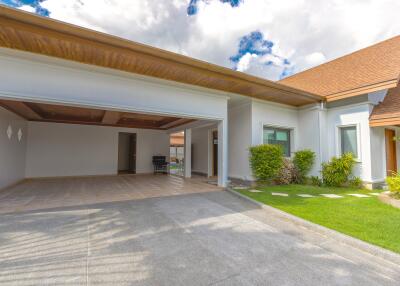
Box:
[152,156,169,174]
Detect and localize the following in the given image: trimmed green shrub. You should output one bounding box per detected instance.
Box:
[348,177,363,189]
[309,176,323,187]
[249,144,284,182]
[293,149,315,183]
[321,153,356,187]
[275,158,296,185]
[386,173,400,198]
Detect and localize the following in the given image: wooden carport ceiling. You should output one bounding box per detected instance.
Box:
[0,6,323,107]
[0,99,194,130]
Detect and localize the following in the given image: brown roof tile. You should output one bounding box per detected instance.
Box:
[370,85,400,126]
[279,36,400,98]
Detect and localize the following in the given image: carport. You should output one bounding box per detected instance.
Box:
[0,7,230,190]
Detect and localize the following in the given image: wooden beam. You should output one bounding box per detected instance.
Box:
[101,110,120,124]
[160,118,191,129]
[0,100,42,120]
[165,119,197,129]
[157,117,181,128]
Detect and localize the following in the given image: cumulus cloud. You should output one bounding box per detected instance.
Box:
[17,4,35,12]
[1,0,399,81]
[2,0,50,16]
[229,31,293,79]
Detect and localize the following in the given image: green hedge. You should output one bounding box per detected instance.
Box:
[249,144,283,182]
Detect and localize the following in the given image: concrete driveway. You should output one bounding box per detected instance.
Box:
[0,178,399,285]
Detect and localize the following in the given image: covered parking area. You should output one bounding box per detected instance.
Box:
[0,7,233,191]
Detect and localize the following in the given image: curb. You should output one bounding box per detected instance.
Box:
[226,187,400,266]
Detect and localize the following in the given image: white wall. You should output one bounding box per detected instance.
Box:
[298,105,324,176]
[25,122,169,178]
[0,107,27,189]
[369,126,386,182]
[228,101,252,181]
[325,103,372,181]
[191,126,211,175]
[251,100,299,150]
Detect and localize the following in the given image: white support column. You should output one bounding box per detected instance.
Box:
[184,128,192,178]
[218,119,228,187]
[207,129,213,177]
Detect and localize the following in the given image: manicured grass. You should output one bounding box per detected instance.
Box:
[237,185,400,253]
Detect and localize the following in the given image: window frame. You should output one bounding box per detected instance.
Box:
[337,124,361,162]
[263,125,292,157]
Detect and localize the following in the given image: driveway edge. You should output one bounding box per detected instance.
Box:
[226,188,400,266]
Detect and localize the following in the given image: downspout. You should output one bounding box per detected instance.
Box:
[317,101,326,176]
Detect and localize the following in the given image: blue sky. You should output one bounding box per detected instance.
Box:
[1,0,49,16]
[1,0,399,81]
[187,0,242,15]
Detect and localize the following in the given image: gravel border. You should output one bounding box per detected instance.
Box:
[226,187,400,266]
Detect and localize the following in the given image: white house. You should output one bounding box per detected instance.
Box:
[0,6,399,190]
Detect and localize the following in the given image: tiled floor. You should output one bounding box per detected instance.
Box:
[0,175,222,214]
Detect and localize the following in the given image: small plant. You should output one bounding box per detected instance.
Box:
[249,144,284,182]
[321,153,355,187]
[310,176,323,186]
[293,149,315,183]
[386,172,400,199]
[275,158,296,185]
[348,177,363,188]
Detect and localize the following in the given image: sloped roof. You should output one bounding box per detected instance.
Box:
[370,84,400,126]
[0,5,322,106]
[279,36,400,101]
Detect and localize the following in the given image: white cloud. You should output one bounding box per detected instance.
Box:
[236,53,256,72]
[305,52,326,67]
[37,0,400,80]
[17,5,36,13]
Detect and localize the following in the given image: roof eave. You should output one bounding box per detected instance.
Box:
[0,5,323,105]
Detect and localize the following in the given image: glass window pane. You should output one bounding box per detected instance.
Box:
[276,131,288,141]
[263,129,275,144]
[341,126,357,157]
[263,127,291,157]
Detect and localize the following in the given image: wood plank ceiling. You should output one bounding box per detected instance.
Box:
[0,6,323,107]
[0,99,194,130]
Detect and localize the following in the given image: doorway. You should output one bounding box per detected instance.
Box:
[385,129,397,176]
[212,130,218,176]
[169,132,184,176]
[118,133,137,174]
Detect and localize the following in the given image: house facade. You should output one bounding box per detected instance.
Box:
[0,6,399,190]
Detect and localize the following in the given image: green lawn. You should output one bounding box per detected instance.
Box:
[237,185,400,253]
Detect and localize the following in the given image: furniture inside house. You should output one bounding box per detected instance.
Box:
[152,156,169,174]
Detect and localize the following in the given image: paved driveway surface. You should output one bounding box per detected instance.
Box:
[0,184,399,285]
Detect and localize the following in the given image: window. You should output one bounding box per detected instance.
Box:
[340,126,358,157]
[263,127,291,157]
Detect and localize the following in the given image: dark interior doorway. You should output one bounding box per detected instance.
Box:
[212,130,218,176]
[118,133,137,174]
